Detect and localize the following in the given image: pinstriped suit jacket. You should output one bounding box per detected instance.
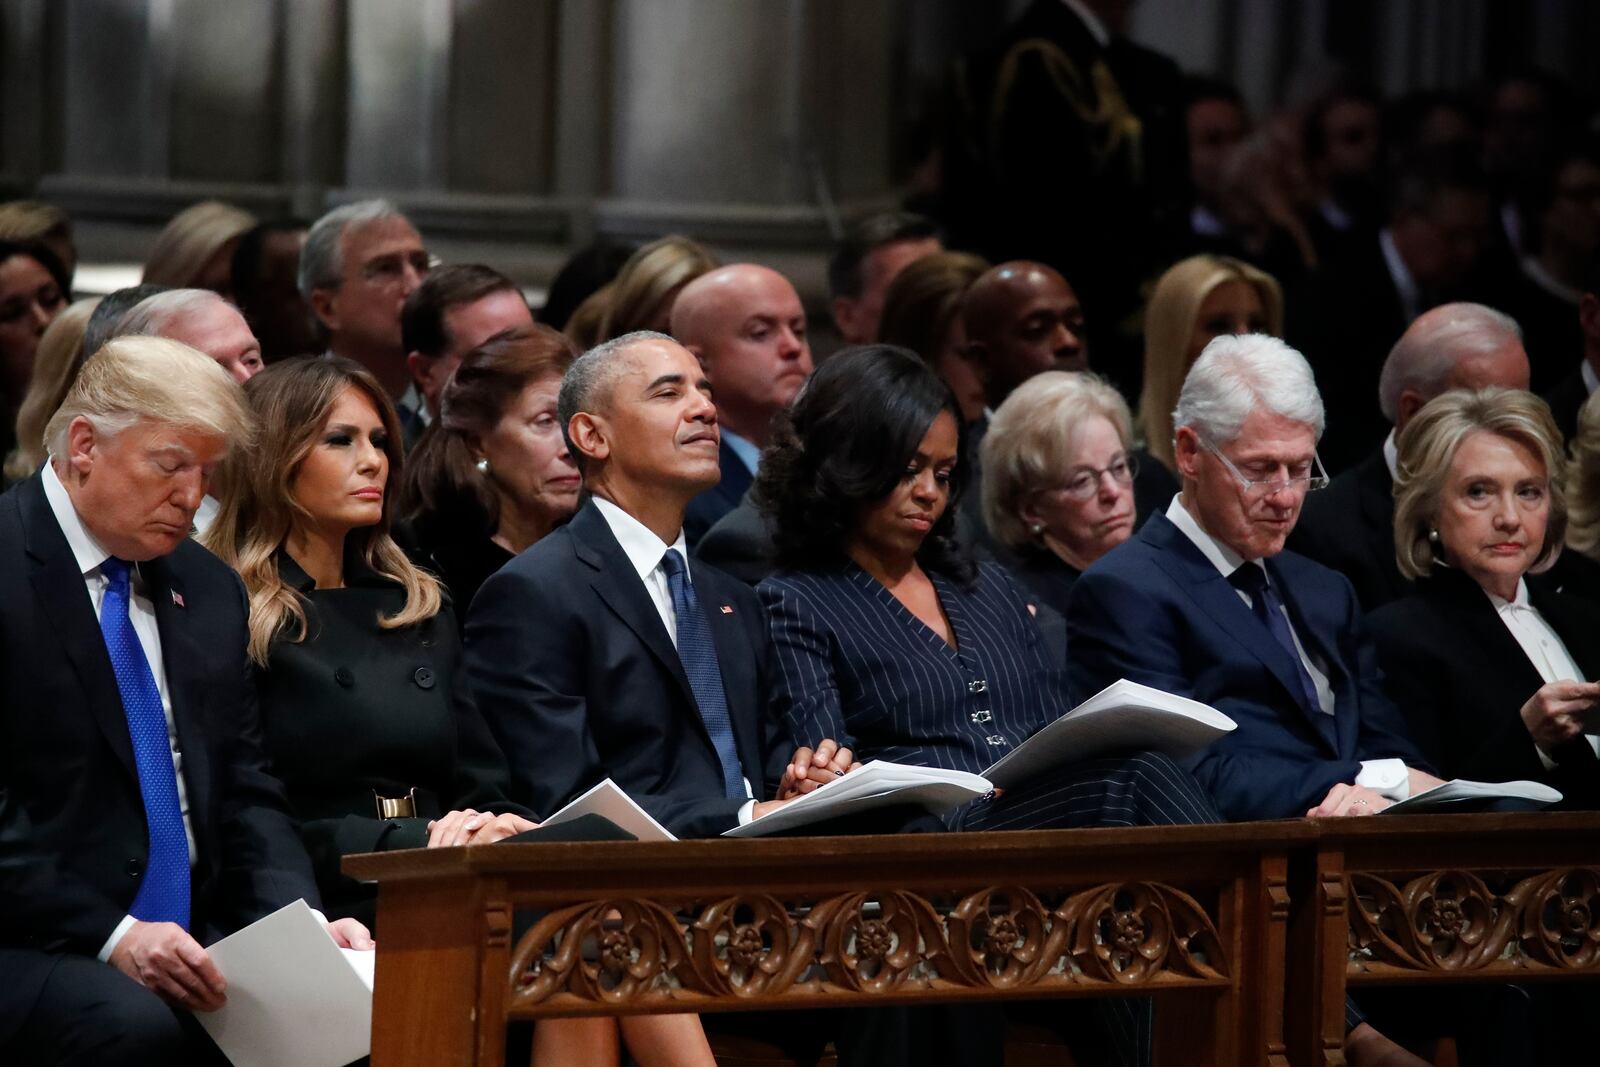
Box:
[759,561,1067,774]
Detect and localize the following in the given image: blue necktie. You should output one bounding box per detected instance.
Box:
[1229,563,1326,721]
[659,549,746,800]
[99,557,190,929]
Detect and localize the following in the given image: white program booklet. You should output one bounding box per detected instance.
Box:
[196,898,374,1067]
[982,678,1236,790]
[724,760,991,837]
[540,777,678,842]
[1383,778,1563,813]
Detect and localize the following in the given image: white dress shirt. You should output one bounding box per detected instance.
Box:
[1583,360,1599,399]
[1486,578,1600,767]
[1378,227,1423,325]
[591,496,757,820]
[1165,496,1411,799]
[42,462,198,960]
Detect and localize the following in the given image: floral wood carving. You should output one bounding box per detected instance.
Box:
[1347,868,1600,973]
[506,882,1228,1013]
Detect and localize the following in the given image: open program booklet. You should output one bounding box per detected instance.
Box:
[724,760,991,837]
[1382,778,1562,813]
[981,678,1236,790]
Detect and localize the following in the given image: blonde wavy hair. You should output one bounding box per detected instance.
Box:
[202,356,442,665]
[1566,389,1600,561]
[142,200,257,291]
[1393,388,1567,580]
[599,235,718,340]
[5,297,98,481]
[1138,255,1283,471]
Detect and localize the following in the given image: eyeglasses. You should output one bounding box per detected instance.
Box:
[1047,453,1139,501]
[1199,434,1329,497]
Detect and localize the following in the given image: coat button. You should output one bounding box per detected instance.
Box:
[335,667,355,688]
[126,858,143,878]
[413,667,435,690]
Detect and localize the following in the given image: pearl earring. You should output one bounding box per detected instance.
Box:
[476,458,490,474]
[1029,522,1045,537]
[1427,527,1440,544]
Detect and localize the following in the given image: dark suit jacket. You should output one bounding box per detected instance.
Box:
[1287,446,1409,611]
[683,441,754,547]
[1065,511,1429,821]
[1368,567,1600,809]
[0,475,319,1037]
[257,552,522,927]
[457,499,792,839]
[695,492,777,586]
[1543,364,1589,442]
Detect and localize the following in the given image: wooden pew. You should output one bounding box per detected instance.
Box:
[1286,812,1600,1066]
[347,822,1313,1067]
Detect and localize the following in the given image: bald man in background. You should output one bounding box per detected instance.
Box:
[670,264,813,544]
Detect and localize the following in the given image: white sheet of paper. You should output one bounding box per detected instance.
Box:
[981,678,1235,790]
[723,760,990,837]
[195,899,373,1067]
[540,777,678,842]
[1383,778,1562,813]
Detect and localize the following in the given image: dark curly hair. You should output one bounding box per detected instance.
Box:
[755,344,975,584]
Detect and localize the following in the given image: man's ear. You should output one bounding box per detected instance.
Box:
[831,296,862,342]
[1580,292,1600,340]
[682,342,708,371]
[405,352,430,390]
[64,416,98,479]
[309,288,340,331]
[568,412,610,466]
[1394,388,1427,433]
[1173,426,1202,483]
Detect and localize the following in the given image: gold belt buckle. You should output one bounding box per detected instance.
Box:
[373,788,417,819]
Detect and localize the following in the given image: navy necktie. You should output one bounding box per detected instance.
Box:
[1229,563,1325,720]
[99,557,190,929]
[659,549,746,800]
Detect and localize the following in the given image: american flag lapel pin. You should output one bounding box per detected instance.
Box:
[720,604,734,614]
[171,590,185,608]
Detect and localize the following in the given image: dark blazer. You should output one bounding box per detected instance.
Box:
[403,509,515,628]
[695,492,777,586]
[1542,364,1589,442]
[0,475,319,1036]
[760,562,1063,775]
[1368,567,1600,809]
[458,499,792,839]
[256,552,521,926]
[1006,545,1082,622]
[1066,511,1430,821]
[683,440,754,547]
[1287,446,1409,611]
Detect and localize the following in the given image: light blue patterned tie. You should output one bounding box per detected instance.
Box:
[99,557,190,929]
[659,549,746,800]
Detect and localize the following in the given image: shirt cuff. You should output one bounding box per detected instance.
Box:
[736,799,758,826]
[1356,759,1410,801]
[1535,744,1560,772]
[98,914,139,962]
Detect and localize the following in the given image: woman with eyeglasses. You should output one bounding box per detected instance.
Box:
[980,371,1139,617]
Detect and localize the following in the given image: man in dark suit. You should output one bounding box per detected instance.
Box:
[669,265,813,546]
[1289,302,1529,611]
[0,337,368,1066]
[459,329,815,837]
[1541,254,1600,441]
[1290,150,1492,472]
[1066,332,1439,1065]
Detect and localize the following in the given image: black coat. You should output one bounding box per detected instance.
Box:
[1367,567,1600,809]
[1287,446,1409,612]
[255,552,521,926]
[457,499,793,839]
[0,474,319,1039]
[1542,364,1588,443]
[683,440,754,548]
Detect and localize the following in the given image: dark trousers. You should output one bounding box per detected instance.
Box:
[951,751,1224,1067]
[5,951,228,1067]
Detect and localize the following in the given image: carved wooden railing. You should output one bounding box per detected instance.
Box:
[346,822,1313,1067]
[1286,812,1600,1067]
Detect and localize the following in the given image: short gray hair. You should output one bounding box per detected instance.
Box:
[45,336,255,459]
[558,330,676,470]
[1377,302,1523,423]
[1172,333,1324,444]
[114,288,230,340]
[298,198,408,300]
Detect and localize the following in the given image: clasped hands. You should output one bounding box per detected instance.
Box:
[752,739,861,819]
[109,914,372,1012]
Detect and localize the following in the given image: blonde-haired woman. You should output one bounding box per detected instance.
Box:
[1138,254,1282,473]
[202,356,715,1067]
[599,234,718,340]
[1368,387,1600,809]
[142,199,258,298]
[981,371,1139,617]
[4,296,97,484]
[1565,390,1600,573]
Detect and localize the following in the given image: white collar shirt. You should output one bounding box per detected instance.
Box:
[1379,227,1424,324]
